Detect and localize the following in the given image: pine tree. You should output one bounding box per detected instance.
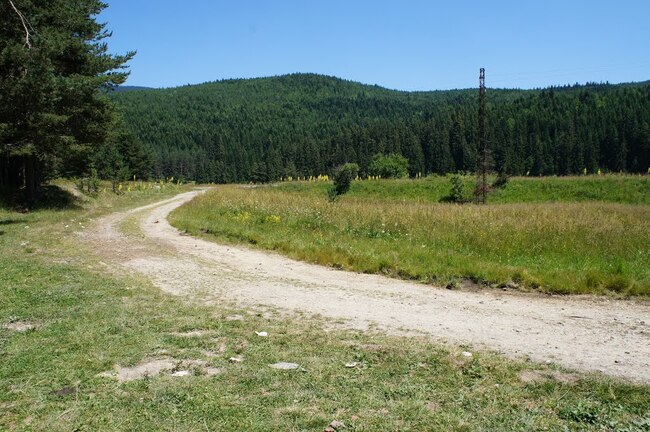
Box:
[0,0,134,198]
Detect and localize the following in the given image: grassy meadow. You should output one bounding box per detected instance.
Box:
[1,179,650,430]
[275,175,650,205]
[170,175,650,296]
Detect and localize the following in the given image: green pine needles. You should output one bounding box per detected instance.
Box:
[328,163,359,201]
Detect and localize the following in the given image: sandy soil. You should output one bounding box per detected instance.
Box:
[84,190,650,383]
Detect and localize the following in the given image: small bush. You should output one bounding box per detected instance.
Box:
[492,172,509,189]
[328,163,359,202]
[368,153,408,179]
[442,174,466,203]
[75,167,101,196]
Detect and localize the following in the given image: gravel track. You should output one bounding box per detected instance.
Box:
[86,189,650,383]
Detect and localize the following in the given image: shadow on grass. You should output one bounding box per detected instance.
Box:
[438,195,472,204]
[0,218,28,236]
[0,218,27,225]
[0,185,81,212]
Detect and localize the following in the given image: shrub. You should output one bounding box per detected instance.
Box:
[368,153,408,179]
[328,163,359,202]
[492,172,510,189]
[444,174,466,203]
[75,167,101,196]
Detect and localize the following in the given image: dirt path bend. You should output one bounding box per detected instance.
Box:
[86,190,650,383]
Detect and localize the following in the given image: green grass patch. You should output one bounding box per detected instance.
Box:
[2,180,650,430]
[170,177,650,295]
[276,174,650,205]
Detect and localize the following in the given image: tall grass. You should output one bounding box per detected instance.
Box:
[276,175,650,205]
[170,178,650,296]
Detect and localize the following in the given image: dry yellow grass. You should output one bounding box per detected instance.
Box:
[170,182,650,295]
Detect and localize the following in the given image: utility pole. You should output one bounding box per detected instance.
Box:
[476,67,489,204]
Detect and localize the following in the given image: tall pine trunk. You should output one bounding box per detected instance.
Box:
[24,156,38,200]
[0,157,8,187]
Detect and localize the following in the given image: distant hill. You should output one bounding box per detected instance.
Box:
[111,73,650,182]
[112,85,154,93]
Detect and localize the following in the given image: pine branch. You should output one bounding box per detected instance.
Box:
[8,0,33,48]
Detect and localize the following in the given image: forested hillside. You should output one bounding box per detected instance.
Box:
[112,73,650,182]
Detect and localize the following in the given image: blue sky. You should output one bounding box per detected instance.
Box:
[100,1,650,91]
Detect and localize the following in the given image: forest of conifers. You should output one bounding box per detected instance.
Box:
[112,73,650,183]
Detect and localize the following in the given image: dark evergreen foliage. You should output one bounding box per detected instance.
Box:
[0,0,134,197]
[329,163,359,201]
[93,127,152,188]
[111,73,650,182]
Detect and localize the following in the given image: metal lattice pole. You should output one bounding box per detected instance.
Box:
[477,68,489,204]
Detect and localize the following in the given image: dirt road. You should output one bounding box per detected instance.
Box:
[86,190,650,383]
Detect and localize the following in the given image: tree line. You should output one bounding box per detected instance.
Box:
[0,0,139,199]
[2,0,648,198]
[112,74,650,183]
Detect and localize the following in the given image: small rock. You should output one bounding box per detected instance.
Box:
[269,362,299,370]
[171,330,210,338]
[324,428,336,432]
[171,370,191,377]
[255,331,268,337]
[518,370,546,383]
[350,415,359,421]
[344,362,358,368]
[52,386,77,396]
[425,402,439,412]
[204,367,222,376]
[328,420,345,430]
[461,351,473,358]
[229,356,244,363]
[4,321,36,332]
[99,359,175,382]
